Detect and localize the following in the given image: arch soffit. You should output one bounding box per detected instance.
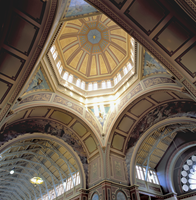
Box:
[11,92,103,142]
[0,132,87,189]
[3,104,102,160]
[107,88,194,155]
[104,79,192,144]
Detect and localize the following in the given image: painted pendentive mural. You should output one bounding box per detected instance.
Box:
[25,68,50,93]
[63,0,99,20]
[90,105,110,126]
[143,51,168,77]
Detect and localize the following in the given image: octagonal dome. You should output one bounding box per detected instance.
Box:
[57,14,130,80]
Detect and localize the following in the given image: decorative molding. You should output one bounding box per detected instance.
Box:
[53,95,83,115]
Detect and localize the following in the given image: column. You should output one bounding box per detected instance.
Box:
[130,185,140,200]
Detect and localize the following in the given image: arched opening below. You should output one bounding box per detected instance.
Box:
[0,133,86,200]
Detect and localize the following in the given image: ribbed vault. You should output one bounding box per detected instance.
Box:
[0,136,82,200]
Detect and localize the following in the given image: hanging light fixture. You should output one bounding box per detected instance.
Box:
[30,177,44,185]
[10,167,15,174]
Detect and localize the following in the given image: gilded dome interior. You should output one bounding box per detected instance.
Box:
[57,14,130,80]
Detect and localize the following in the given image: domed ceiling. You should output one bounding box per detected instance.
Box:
[57,14,130,79]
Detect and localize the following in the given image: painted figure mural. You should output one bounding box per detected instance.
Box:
[65,0,98,18]
[26,69,50,92]
[143,51,167,76]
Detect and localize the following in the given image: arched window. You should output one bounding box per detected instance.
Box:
[135,165,159,185]
[107,80,111,88]
[53,51,58,60]
[81,81,85,90]
[123,66,128,75]
[102,81,106,89]
[117,73,121,82]
[114,76,118,85]
[88,82,92,91]
[58,66,63,74]
[93,82,98,90]
[56,61,61,69]
[76,79,81,87]
[68,74,73,83]
[63,71,69,80]
[181,154,196,192]
[92,193,99,200]
[127,62,133,71]
[116,191,126,200]
[50,45,56,54]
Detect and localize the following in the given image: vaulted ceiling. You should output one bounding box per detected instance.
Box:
[0,138,79,200]
[0,0,196,199]
[86,0,196,99]
[57,14,130,80]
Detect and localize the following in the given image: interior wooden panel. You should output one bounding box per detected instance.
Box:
[0,49,25,80]
[125,0,168,35]
[153,17,193,56]
[14,0,46,23]
[109,0,127,9]
[176,42,196,77]
[5,13,39,55]
[0,79,12,104]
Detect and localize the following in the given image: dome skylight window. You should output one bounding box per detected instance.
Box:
[102,81,106,89]
[53,52,58,60]
[181,154,196,192]
[81,81,85,90]
[88,83,92,91]
[117,73,121,82]
[107,80,111,88]
[127,62,133,71]
[63,72,69,80]
[48,14,136,99]
[50,45,56,54]
[68,74,73,83]
[93,82,98,90]
[114,76,117,85]
[76,79,81,87]
[123,67,128,75]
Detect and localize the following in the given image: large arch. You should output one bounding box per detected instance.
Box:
[105,88,196,186]
[0,104,104,189]
[7,92,103,143]
[128,117,196,185]
[0,133,86,199]
[104,80,193,145]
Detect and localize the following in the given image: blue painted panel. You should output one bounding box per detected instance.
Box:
[143,51,167,76]
[65,0,98,18]
[26,69,50,92]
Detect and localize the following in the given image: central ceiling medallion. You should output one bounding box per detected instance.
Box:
[88,29,101,44]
